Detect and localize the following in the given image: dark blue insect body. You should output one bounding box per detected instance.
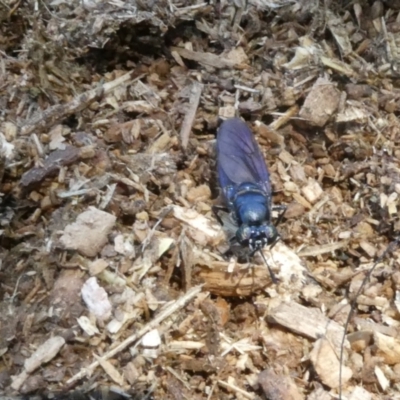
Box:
[215,118,285,280]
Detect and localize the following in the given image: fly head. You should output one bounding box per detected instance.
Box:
[236,223,278,251]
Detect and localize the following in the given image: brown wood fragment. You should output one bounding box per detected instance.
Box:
[180,358,218,373]
[180,235,194,291]
[20,145,80,188]
[256,120,285,146]
[299,77,341,127]
[200,299,221,355]
[267,301,346,353]
[198,263,271,297]
[258,369,304,400]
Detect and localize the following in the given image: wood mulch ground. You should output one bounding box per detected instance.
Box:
[1,1,400,399]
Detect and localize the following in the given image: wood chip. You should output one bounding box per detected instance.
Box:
[374,331,400,364]
[268,301,346,353]
[59,207,116,257]
[255,120,285,146]
[297,240,348,257]
[374,365,390,391]
[349,386,372,400]
[301,178,324,204]
[81,277,112,321]
[24,336,65,374]
[310,337,353,389]
[173,205,224,246]
[299,77,341,127]
[258,369,304,400]
[171,47,248,69]
[11,336,65,391]
[21,146,80,188]
[94,354,125,386]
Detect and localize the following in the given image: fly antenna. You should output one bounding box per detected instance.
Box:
[259,249,278,284]
[338,237,400,399]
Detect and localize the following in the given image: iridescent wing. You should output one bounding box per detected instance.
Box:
[217,118,272,201]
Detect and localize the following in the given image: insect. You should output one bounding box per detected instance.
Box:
[214,118,286,282]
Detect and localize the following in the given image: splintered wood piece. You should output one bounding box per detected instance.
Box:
[94,354,125,386]
[199,262,272,297]
[217,379,255,400]
[326,9,352,56]
[268,301,347,353]
[170,47,248,69]
[336,104,369,125]
[180,81,204,149]
[310,337,352,389]
[21,145,80,188]
[20,70,140,136]
[24,336,65,374]
[297,240,348,257]
[301,178,323,204]
[374,365,390,391]
[197,241,307,296]
[255,120,285,146]
[320,56,355,77]
[11,336,66,391]
[269,104,299,131]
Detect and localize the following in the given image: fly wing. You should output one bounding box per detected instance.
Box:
[217,118,271,197]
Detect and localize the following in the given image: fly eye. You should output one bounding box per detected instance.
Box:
[260,225,277,240]
[236,225,252,244]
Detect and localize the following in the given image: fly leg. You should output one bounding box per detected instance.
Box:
[272,205,287,227]
[269,232,281,250]
[212,205,230,225]
[258,249,278,284]
[215,235,239,260]
[269,205,286,249]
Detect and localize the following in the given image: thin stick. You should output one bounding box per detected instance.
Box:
[20,72,145,136]
[66,285,204,386]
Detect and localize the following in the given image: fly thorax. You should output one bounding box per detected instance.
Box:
[234,192,268,225]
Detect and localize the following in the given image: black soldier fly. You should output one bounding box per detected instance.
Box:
[214,118,286,283]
